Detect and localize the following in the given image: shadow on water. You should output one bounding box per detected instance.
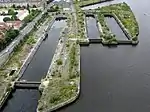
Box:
[86,16,100,39]
[20,20,66,81]
[2,89,40,112]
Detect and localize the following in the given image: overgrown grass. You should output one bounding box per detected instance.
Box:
[76,5,86,38]
[38,78,77,111]
[97,13,117,43]
[0,14,51,103]
[38,41,79,112]
[96,2,139,41]
[67,13,76,38]
[0,32,36,101]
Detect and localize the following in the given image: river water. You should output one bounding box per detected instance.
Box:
[86,16,100,39]
[105,17,128,40]
[2,0,150,111]
[56,0,150,112]
[2,20,66,112]
[20,20,66,81]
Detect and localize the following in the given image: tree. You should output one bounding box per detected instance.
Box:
[33,5,37,8]
[3,17,11,22]
[16,5,21,9]
[11,4,16,9]
[5,29,19,42]
[22,5,26,9]
[55,5,59,11]
[23,14,33,23]
[11,15,18,21]
[27,4,30,13]
[2,12,6,16]
[45,12,48,16]
[8,9,15,15]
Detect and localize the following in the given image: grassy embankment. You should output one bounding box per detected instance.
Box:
[96,3,139,43]
[38,31,80,112]
[0,14,51,103]
[76,4,86,39]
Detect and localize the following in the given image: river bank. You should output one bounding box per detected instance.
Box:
[0,14,52,110]
[37,26,80,112]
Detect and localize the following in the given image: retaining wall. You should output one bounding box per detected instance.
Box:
[47,44,80,112]
[0,3,55,67]
[0,88,12,111]
[17,18,55,81]
[0,17,55,111]
[104,14,131,40]
[85,13,102,40]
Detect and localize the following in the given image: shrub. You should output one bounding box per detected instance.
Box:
[26,36,36,45]
[11,15,18,21]
[33,5,37,8]
[56,59,63,65]
[16,5,21,9]
[8,9,16,15]
[50,94,60,103]
[132,37,137,41]
[3,17,11,22]
[11,4,16,9]
[69,73,76,79]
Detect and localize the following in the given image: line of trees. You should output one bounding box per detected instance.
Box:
[0,7,41,50]
[11,4,37,9]
[23,9,41,23]
[3,9,19,22]
[0,29,19,51]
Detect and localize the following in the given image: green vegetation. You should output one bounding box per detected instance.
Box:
[47,5,60,12]
[8,9,17,15]
[69,43,78,75]
[11,15,18,21]
[38,39,79,112]
[97,13,117,43]
[0,13,51,103]
[0,31,37,102]
[23,9,41,23]
[0,29,19,50]
[26,36,36,45]
[3,17,11,22]
[38,78,77,111]
[20,9,41,30]
[5,29,19,41]
[1,9,18,16]
[37,12,50,26]
[3,15,18,22]
[76,5,86,38]
[2,9,18,22]
[96,2,139,41]
[66,13,76,38]
[56,59,63,65]
[11,4,36,10]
